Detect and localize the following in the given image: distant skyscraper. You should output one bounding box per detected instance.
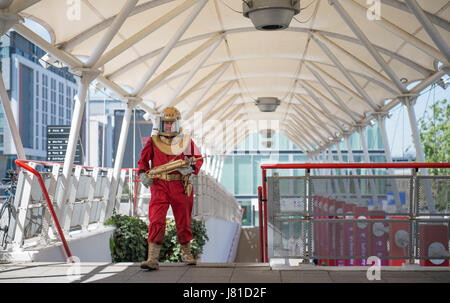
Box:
[0,30,78,176]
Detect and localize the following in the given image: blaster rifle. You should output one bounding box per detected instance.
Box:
[145,156,205,179]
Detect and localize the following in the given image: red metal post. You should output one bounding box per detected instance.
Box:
[257,186,263,262]
[133,170,139,216]
[15,160,74,262]
[262,169,268,263]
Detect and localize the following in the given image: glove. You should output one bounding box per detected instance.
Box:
[140,172,153,188]
[176,165,195,176]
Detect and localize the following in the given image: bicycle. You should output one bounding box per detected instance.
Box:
[0,170,18,250]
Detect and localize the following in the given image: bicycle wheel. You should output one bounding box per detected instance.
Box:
[0,202,12,250]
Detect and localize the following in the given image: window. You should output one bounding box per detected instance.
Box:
[235,156,252,195]
[19,64,34,149]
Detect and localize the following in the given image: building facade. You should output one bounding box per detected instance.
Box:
[219,123,387,226]
[0,30,78,177]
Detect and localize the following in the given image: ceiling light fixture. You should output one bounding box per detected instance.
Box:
[255,97,281,112]
[243,0,301,31]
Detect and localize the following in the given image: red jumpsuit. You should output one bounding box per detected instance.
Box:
[138,136,203,245]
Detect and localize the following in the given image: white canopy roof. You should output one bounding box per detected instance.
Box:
[11,0,450,154]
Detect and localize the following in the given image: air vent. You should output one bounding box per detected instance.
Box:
[243,0,300,31]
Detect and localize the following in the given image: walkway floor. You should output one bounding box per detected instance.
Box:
[0,262,449,283]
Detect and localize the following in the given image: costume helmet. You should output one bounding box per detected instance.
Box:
[158,106,182,137]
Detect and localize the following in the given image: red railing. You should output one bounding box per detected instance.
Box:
[15,160,74,262]
[259,162,450,263]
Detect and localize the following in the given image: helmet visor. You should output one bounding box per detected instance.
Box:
[159,120,180,135]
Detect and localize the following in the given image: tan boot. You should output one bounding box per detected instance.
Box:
[140,242,161,270]
[180,242,196,265]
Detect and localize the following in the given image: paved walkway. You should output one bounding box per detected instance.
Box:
[0,262,449,283]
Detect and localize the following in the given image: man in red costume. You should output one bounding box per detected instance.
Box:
[138,106,203,270]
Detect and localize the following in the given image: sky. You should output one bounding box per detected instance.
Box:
[22,19,450,159]
[385,76,449,158]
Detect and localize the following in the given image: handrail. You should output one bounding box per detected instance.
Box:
[259,162,450,263]
[15,160,74,263]
[261,162,450,169]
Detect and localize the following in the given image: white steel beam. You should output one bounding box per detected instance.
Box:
[289,116,321,147]
[356,126,378,206]
[13,23,82,68]
[61,0,177,51]
[0,72,26,159]
[311,31,399,93]
[329,0,408,93]
[94,0,200,69]
[302,80,357,122]
[8,0,40,13]
[287,123,317,151]
[203,112,242,145]
[282,122,315,151]
[84,0,139,67]
[403,97,435,212]
[141,32,224,98]
[410,69,447,95]
[328,147,342,199]
[294,95,335,137]
[376,114,402,211]
[335,141,351,200]
[304,62,362,122]
[345,134,362,201]
[379,0,450,31]
[161,34,224,110]
[305,61,369,108]
[404,0,450,62]
[188,80,235,118]
[218,104,241,122]
[134,0,208,96]
[185,65,235,119]
[57,70,99,228]
[284,127,311,152]
[311,33,380,110]
[107,101,135,218]
[291,105,329,143]
[171,62,230,108]
[204,94,239,122]
[298,82,346,132]
[284,131,307,152]
[342,0,446,62]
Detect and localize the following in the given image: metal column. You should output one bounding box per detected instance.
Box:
[403,97,435,212]
[106,100,136,218]
[0,72,26,160]
[58,71,98,230]
[335,141,351,201]
[376,114,402,211]
[357,126,378,207]
[345,134,362,202]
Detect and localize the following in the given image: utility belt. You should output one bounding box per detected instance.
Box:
[155,172,182,182]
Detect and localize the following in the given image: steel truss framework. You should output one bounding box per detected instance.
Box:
[0,0,448,218]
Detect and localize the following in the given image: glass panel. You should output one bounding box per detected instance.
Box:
[235,156,252,195]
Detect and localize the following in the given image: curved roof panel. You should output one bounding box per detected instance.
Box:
[14,0,450,154]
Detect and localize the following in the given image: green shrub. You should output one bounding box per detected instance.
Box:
[160,218,209,262]
[105,214,148,263]
[105,214,208,263]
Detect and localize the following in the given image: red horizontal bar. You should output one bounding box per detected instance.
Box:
[261,163,450,169]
